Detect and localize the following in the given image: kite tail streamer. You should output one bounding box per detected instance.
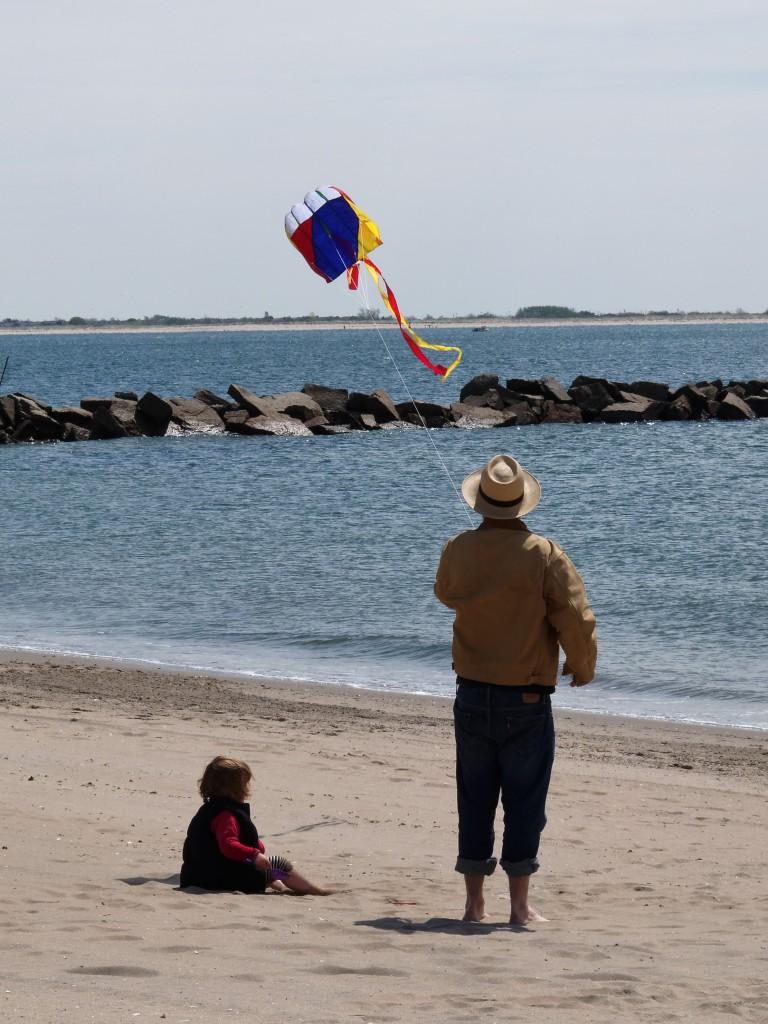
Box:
[352,258,463,379]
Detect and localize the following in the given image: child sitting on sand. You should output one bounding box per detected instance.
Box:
[180,755,329,895]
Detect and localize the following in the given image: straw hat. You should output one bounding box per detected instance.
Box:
[461,454,541,519]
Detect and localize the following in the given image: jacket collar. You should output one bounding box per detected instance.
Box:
[478,518,530,533]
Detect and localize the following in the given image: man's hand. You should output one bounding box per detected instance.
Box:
[564,662,591,687]
[569,675,590,687]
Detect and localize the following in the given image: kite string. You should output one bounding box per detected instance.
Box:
[354,267,474,527]
[326,234,472,525]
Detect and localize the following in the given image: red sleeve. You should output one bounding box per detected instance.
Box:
[210,811,258,862]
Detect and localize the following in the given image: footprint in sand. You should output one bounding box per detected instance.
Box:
[150,945,205,953]
[570,972,640,981]
[311,965,407,977]
[67,966,159,977]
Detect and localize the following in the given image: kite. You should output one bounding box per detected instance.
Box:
[284,187,462,378]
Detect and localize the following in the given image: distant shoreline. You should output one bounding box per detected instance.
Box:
[2,315,768,336]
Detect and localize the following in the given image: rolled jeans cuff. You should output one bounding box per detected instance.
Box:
[500,857,539,878]
[455,856,497,876]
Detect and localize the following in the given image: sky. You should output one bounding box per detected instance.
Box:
[1,0,766,319]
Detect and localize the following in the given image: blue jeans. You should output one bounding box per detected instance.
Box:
[453,679,555,878]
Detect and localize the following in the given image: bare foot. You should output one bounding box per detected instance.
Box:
[507,875,547,924]
[463,900,487,922]
[509,905,548,925]
[463,873,487,922]
[463,911,489,923]
[290,883,334,896]
[280,870,334,896]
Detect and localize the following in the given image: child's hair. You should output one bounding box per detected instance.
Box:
[198,756,253,802]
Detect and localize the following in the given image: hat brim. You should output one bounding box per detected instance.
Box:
[461,466,541,519]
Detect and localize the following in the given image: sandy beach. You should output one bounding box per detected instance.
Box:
[1,652,766,1023]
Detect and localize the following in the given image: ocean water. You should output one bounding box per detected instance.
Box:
[1,323,767,729]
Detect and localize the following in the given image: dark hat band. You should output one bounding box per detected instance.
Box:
[478,485,524,508]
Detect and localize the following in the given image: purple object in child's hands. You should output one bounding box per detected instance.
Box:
[267,854,293,884]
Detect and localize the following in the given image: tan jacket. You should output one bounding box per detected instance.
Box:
[434,520,597,687]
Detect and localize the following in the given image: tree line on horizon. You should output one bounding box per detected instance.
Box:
[2,306,766,329]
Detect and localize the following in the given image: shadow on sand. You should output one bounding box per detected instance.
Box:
[355,916,531,935]
[119,874,180,887]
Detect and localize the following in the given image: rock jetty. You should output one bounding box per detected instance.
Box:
[1,375,766,445]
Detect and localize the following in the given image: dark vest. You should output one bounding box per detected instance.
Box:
[180,797,261,890]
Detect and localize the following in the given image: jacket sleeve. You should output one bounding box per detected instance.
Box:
[543,543,597,684]
[210,811,259,862]
[434,539,455,608]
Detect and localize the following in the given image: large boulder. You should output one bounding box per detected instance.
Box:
[627,380,671,402]
[539,378,572,403]
[14,393,52,413]
[568,379,614,413]
[450,403,507,428]
[302,384,350,417]
[459,374,499,402]
[270,391,325,422]
[600,402,650,423]
[716,393,755,421]
[349,412,380,431]
[662,395,694,421]
[671,384,709,415]
[494,412,528,428]
[227,384,278,418]
[496,401,540,426]
[0,395,17,428]
[518,394,545,416]
[617,391,654,411]
[571,376,623,401]
[643,401,667,421]
[80,396,117,413]
[460,388,508,411]
[691,382,719,400]
[303,415,332,434]
[10,421,34,442]
[9,394,62,440]
[50,406,94,430]
[92,399,143,439]
[239,415,313,437]
[13,406,65,442]
[194,388,235,412]
[541,401,583,423]
[223,409,251,433]
[506,377,545,396]
[136,392,174,435]
[395,400,450,427]
[62,424,91,442]
[371,388,401,421]
[168,398,225,434]
[347,389,400,423]
[746,394,768,418]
